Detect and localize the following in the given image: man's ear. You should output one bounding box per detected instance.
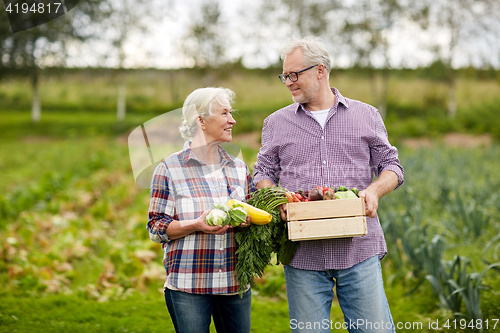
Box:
[317,64,326,79]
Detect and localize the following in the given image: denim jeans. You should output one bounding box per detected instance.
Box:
[164,288,251,333]
[284,255,395,333]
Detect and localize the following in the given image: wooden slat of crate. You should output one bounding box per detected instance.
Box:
[286,198,365,221]
[288,216,367,241]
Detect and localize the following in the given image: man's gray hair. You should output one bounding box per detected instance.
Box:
[179,87,235,141]
[280,37,332,78]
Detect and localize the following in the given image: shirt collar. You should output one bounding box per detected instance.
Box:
[180,143,235,166]
[294,87,349,114]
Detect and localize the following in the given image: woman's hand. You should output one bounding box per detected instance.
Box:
[238,215,252,228]
[196,210,230,235]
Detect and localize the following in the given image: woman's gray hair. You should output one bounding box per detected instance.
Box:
[280,37,332,78]
[179,87,235,141]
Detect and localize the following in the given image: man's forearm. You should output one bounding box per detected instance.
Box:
[366,170,399,198]
[256,179,276,189]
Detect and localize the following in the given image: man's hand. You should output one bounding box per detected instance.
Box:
[279,204,287,221]
[358,189,379,218]
[358,170,399,218]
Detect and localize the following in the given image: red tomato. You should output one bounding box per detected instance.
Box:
[316,186,329,194]
[295,193,303,202]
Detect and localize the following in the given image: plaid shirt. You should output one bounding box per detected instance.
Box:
[148,145,254,294]
[254,87,404,270]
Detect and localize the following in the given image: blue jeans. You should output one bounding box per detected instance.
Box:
[284,255,395,333]
[164,288,251,333]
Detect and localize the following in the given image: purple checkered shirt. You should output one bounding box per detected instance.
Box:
[253,87,404,270]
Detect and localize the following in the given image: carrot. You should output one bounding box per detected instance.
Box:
[292,193,301,202]
[284,191,294,203]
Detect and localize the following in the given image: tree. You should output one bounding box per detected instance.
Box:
[182,0,227,68]
[272,0,335,37]
[409,0,500,117]
[250,0,337,47]
[234,0,339,74]
[100,0,160,121]
[339,0,403,119]
[0,1,110,122]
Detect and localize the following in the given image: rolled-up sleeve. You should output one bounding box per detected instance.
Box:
[370,111,404,189]
[147,162,175,243]
[253,116,281,186]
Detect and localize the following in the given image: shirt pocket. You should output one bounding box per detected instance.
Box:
[227,184,245,201]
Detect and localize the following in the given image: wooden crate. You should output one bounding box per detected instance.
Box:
[286,198,367,241]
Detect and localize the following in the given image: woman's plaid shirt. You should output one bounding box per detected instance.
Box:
[147,145,254,294]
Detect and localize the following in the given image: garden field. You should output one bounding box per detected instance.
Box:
[1,128,499,332]
[1,69,500,332]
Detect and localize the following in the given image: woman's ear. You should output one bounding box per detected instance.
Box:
[197,115,206,129]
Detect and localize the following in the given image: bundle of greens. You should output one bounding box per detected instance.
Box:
[234,187,299,295]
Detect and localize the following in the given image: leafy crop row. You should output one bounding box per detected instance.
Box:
[380,145,500,327]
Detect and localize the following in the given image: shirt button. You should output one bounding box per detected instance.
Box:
[219,269,222,273]
[220,247,223,251]
[323,160,326,164]
[321,136,324,139]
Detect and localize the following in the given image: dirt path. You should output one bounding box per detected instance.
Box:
[401,133,492,149]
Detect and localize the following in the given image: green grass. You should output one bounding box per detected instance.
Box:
[0,111,154,140]
[0,292,169,333]
[0,289,292,333]
[0,270,461,333]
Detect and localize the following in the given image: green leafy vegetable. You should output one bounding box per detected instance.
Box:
[334,190,359,199]
[351,187,359,196]
[229,204,248,227]
[206,205,229,226]
[234,187,299,296]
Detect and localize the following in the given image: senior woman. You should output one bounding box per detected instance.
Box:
[147,87,254,333]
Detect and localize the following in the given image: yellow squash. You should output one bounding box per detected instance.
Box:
[226,199,272,225]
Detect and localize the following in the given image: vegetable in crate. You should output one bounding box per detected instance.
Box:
[334,186,360,199]
[323,188,336,200]
[334,190,359,199]
[308,187,323,201]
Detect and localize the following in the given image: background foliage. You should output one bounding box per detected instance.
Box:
[1,67,500,332]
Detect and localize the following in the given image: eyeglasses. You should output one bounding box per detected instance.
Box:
[279,64,319,84]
